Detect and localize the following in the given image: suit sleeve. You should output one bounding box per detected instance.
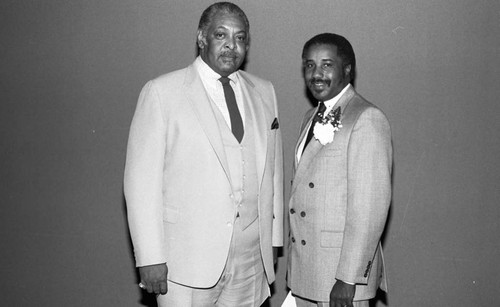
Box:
[270,84,284,247]
[124,80,168,267]
[335,107,392,284]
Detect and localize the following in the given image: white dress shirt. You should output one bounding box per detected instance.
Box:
[194,56,246,129]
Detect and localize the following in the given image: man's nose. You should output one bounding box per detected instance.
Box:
[312,66,323,78]
[225,37,236,50]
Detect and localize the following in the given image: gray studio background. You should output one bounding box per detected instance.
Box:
[1,0,499,306]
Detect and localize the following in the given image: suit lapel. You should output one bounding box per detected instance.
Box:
[291,138,322,193]
[291,86,356,194]
[183,64,231,182]
[334,85,356,118]
[239,73,268,185]
[294,108,315,170]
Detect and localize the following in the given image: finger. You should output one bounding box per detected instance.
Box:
[159,281,168,295]
[146,282,154,294]
[153,282,161,295]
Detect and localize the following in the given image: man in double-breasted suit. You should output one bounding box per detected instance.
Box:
[287,33,392,307]
[124,3,283,306]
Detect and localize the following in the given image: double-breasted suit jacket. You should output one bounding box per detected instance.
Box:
[124,62,284,288]
[287,86,392,301]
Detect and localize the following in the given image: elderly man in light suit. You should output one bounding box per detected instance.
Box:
[287,33,392,307]
[124,2,283,306]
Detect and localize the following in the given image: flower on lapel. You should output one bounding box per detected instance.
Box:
[313,106,342,145]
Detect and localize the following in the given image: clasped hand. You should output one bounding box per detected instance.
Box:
[139,263,168,295]
[329,279,355,307]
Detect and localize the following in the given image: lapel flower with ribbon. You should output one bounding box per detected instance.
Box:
[313,106,342,145]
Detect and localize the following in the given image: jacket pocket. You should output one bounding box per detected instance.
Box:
[163,206,179,224]
[321,147,341,157]
[320,231,343,248]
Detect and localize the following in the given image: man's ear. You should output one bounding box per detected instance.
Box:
[197,30,206,49]
[344,64,352,78]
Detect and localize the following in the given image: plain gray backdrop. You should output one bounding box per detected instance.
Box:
[1,0,499,306]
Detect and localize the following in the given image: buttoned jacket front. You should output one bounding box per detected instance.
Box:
[124,62,284,288]
[287,86,392,301]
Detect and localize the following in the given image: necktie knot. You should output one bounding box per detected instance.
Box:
[219,76,231,85]
[313,102,327,122]
[317,101,327,114]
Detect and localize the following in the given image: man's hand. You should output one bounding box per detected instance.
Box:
[139,263,168,295]
[273,247,279,264]
[329,279,355,307]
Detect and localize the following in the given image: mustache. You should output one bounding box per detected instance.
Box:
[220,51,239,58]
[309,78,331,86]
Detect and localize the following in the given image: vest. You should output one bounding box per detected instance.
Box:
[211,99,259,230]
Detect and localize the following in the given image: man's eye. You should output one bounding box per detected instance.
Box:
[236,35,246,41]
[215,33,225,39]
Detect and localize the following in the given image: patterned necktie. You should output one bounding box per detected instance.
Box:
[219,76,244,143]
[303,102,327,153]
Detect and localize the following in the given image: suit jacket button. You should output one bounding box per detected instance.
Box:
[309,182,314,188]
[291,237,296,243]
[290,208,295,214]
[300,211,306,217]
[301,240,306,245]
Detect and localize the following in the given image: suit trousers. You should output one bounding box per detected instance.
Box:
[295,295,369,307]
[157,217,269,306]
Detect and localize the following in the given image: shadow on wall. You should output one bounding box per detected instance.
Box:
[371,289,388,307]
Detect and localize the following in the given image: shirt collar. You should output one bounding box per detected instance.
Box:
[323,83,352,109]
[194,56,240,86]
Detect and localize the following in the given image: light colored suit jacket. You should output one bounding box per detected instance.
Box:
[287,86,392,301]
[124,62,283,288]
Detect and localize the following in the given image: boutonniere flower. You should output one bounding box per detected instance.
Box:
[313,106,342,145]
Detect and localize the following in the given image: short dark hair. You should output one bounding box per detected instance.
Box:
[302,33,356,81]
[197,2,250,38]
